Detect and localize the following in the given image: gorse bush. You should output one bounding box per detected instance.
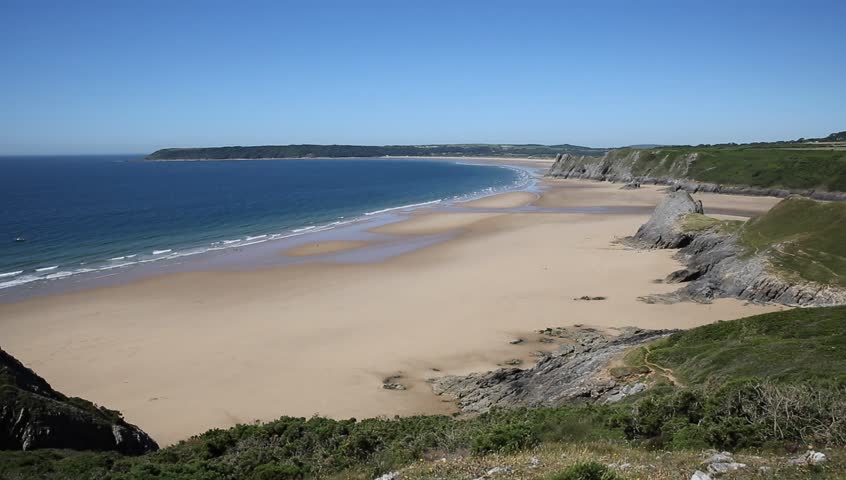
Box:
[611,380,846,450]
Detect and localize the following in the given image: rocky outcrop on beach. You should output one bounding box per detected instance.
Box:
[633,196,846,307]
[648,231,846,306]
[626,190,703,248]
[546,151,846,201]
[431,327,674,413]
[0,348,158,454]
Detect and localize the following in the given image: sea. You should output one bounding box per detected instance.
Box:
[0,155,529,291]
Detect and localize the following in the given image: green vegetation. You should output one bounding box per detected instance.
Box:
[609,145,846,192]
[4,308,846,478]
[738,198,846,287]
[548,462,623,480]
[641,306,846,385]
[679,213,743,235]
[145,143,606,161]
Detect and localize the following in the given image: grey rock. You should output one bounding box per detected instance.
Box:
[374,472,401,480]
[508,338,524,345]
[0,348,158,454]
[432,327,674,412]
[382,383,406,391]
[707,462,746,475]
[628,190,703,248]
[808,451,828,465]
[789,450,827,466]
[704,452,734,464]
[605,382,648,404]
[486,466,512,475]
[690,471,712,480]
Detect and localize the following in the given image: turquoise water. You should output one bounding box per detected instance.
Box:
[0,156,526,289]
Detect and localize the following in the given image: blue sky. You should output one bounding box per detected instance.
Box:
[1,0,844,154]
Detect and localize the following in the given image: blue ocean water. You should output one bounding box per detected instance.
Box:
[0,156,525,288]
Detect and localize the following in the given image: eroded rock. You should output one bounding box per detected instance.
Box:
[431,327,674,412]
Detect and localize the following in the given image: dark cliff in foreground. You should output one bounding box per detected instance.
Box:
[0,348,158,454]
[146,143,606,160]
[547,144,846,200]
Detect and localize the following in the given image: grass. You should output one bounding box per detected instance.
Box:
[560,144,846,192]
[738,197,846,287]
[643,306,846,385]
[679,213,744,235]
[370,442,846,480]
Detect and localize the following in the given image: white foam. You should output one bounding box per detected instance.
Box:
[109,256,126,261]
[35,266,59,272]
[245,234,267,241]
[292,226,316,233]
[152,249,172,255]
[0,270,23,279]
[44,271,73,280]
[365,199,442,216]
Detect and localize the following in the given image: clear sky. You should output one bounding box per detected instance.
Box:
[1,0,844,154]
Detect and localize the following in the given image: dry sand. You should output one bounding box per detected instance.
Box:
[283,240,370,257]
[0,180,784,446]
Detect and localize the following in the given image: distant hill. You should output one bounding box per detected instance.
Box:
[812,131,846,142]
[145,143,607,160]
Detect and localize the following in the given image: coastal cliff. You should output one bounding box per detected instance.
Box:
[547,146,846,201]
[629,194,846,306]
[0,348,158,454]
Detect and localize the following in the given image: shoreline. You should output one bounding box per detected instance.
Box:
[0,158,539,301]
[0,180,784,446]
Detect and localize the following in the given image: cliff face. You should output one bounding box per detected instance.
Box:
[547,150,846,201]
[629,196,846,307]
[653,231,846,306]
[0,348,158,454]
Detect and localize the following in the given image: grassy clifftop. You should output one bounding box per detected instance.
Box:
[549,143,846,193]
[738,197,846,287]
[639,306,846,385]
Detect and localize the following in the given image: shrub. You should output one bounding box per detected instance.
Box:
[250,463,303,480]
[548,462,624,480]
[471,423,535,454]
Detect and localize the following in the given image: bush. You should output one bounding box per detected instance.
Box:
[250,463,303,480]
[471,423,535,454]
[548,462,624,480]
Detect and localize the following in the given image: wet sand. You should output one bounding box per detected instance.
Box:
[0,179,783,446]
[283,240,370,257]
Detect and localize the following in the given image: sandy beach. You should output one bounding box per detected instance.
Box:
[0,178,783,446]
